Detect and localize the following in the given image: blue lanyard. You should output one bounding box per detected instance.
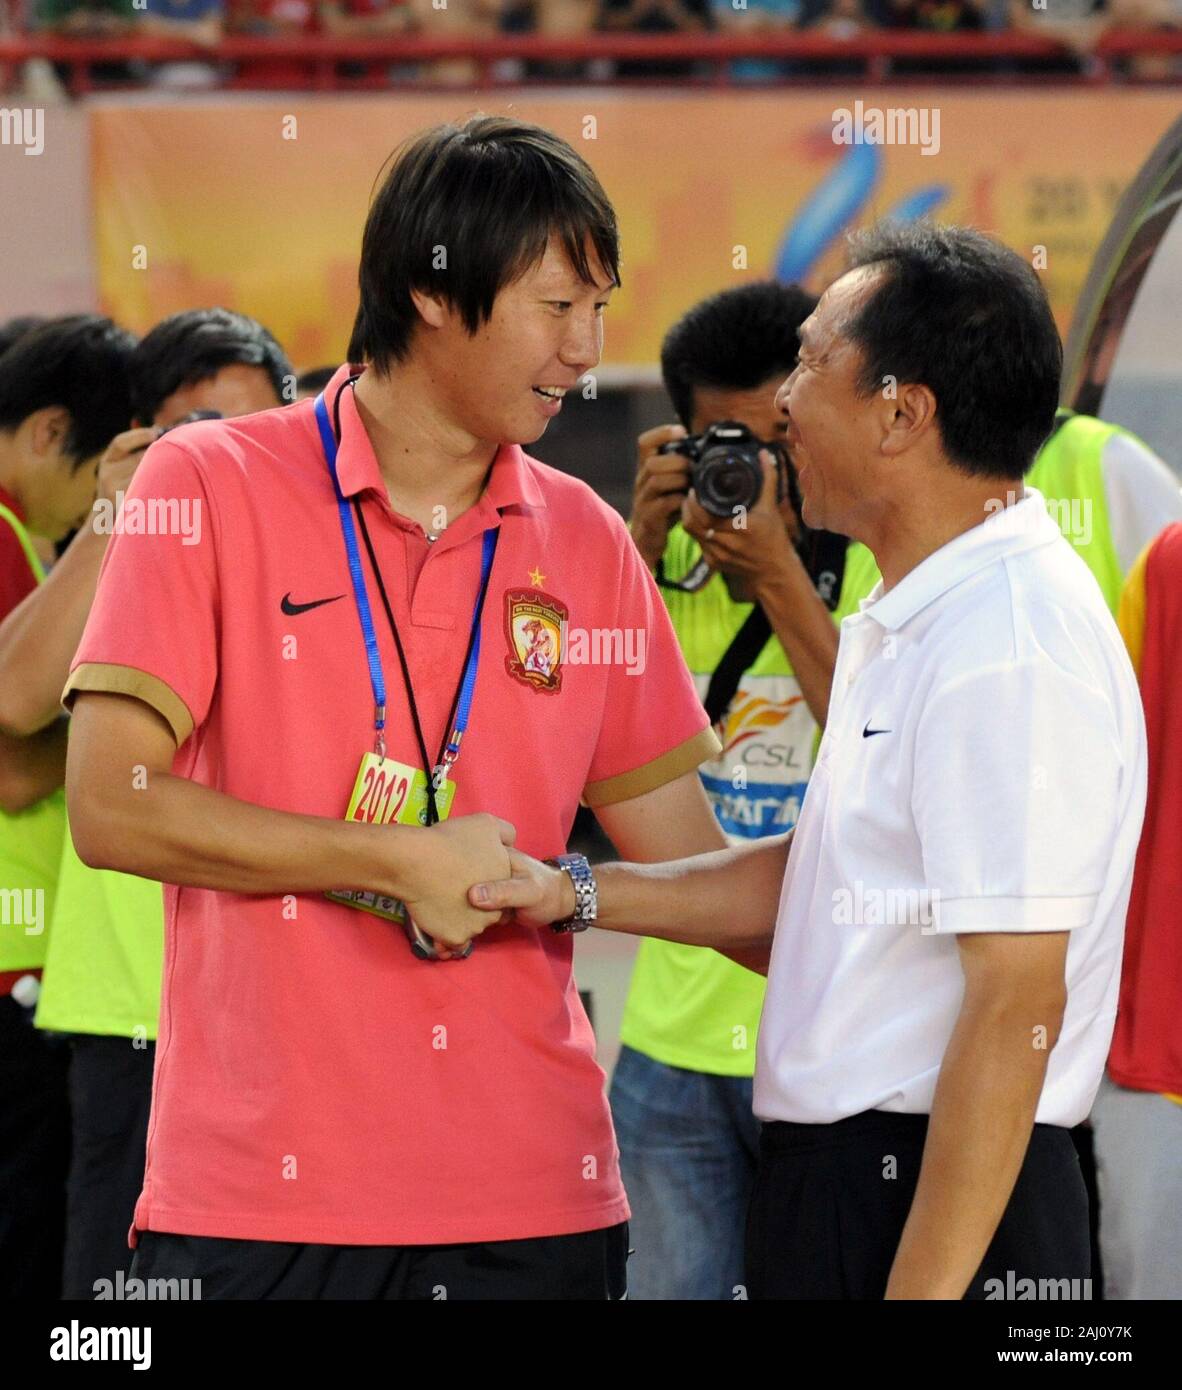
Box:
[314,389,497,789]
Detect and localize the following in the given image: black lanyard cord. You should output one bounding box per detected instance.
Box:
[352,496,497,829]
[351,496,441,824]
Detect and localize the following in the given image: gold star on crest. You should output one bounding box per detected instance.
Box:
[529,567,546,589]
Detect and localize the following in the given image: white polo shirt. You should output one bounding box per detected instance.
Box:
[754,488,1147,1129]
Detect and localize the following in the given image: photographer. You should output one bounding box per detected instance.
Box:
[613,281,881,1300]
[0,307,289,1299]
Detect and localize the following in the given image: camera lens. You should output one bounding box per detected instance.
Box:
[696,446,762,516]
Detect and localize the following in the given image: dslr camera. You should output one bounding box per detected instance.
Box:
[657,420,788,519]
[656,418,846,609]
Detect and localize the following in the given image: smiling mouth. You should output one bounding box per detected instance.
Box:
[532,386,569,401]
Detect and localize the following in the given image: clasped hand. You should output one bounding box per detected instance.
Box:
[397,814,575,958]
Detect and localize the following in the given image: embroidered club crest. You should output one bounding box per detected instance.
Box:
[504,589,567,693]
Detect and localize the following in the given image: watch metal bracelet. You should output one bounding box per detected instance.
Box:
[544,853,597,932]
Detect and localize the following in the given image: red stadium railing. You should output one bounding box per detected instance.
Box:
[0,31,1179,96]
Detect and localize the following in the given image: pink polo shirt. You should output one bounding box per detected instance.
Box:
[65,365,719,1246]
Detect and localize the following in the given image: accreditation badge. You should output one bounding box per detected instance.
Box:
[326,752,456,921]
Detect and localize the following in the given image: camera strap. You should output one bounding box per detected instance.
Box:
[703,605,773,726]
[701,532,850,726]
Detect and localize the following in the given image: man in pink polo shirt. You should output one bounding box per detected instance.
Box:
[62,114,725,1299]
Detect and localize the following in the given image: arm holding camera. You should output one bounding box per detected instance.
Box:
[635,423,840,727]
[630,423,693,574]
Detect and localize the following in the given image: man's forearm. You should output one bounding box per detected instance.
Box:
[0,720,68,813]
[884,1003,1055,1299]
[0,526,109,736]
[754,551,839,727]
[593,830,791,951]
[69,764,424,901]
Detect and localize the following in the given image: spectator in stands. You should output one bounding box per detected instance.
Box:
[403,0,502,83]
[598,0,714,77]
[318,0,409,32]
[1107,0,1182,78]
[875,0,984,27]
[870,0,1001,74]
[502,0,599,79]
[34,0,135,36]
[139,0,225,44]
[1008,0,1112,74]
[806,0,873,35]
[227,0,318,84]
[232,0,318,31]
[709,0,808,82]
[797,0,877,74]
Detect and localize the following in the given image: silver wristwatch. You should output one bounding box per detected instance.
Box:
[544,853,597,933]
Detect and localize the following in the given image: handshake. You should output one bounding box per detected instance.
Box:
[393,813,578,960]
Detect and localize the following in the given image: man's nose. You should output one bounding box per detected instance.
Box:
[559,312,602,373]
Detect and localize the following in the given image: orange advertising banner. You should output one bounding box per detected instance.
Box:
[91,91,1180,373]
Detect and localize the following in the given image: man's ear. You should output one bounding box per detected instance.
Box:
[881,382,938,459]
[408,287,450,331]
[26,405,71,460]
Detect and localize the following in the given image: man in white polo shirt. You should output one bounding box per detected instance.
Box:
[472,221,1148,1299]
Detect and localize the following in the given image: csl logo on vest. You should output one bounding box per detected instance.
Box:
[700,683,813,836]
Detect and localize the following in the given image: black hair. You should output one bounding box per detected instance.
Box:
[345,316,367,366]
[660,280,818,428]
[842,221,1062,481]
[354,114,621,373]
[0,315,48,360]
[0,314,137,467]
[130,308,292,423]
[295,365,337,395]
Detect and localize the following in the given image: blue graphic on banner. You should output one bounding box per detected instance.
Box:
[772,140,950,285]
[773,144,880,283]
[701,771,809,840]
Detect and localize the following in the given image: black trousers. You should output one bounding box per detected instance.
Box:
[746,1109,1090,1300]
[130,1221,630,1300]
[63,1034,155,1299]
[0,995,70,1298]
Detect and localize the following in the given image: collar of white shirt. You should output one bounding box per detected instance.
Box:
[857,485,1061,633]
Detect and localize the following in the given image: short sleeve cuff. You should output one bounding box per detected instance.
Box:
[930,893,1097,935]
[63,662,194,746]
[582,726,721,808]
